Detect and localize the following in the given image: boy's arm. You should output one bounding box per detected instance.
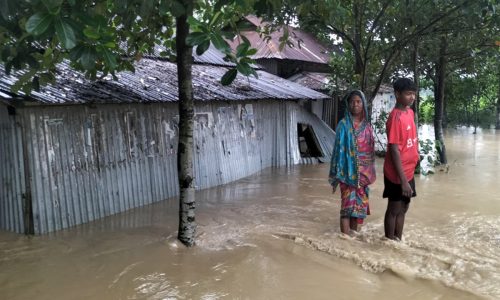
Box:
[389,144,413,197]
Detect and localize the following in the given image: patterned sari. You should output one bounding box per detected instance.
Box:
[329,91,376,222]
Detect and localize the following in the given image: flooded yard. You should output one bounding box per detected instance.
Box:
[1,127,499,299]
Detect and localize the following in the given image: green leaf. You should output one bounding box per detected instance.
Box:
[83,27,100,40]
[55,18,76,49]
[100,47,118,70]
[253,0,268,16]
[170,1,185,17]
[239,57,254,65]
[43,48,53,57]
[187,16,203,27]
[11,69,37,94]
[211,33,230,52]
[236,42,249,57]
[79,47,97,70]
[67,0,76,6]
[1,46,10,61]
[236,20,255,31]
[140,0,154,17]
[26,13,54,36]
[209,11,222,27]
[0,0,17,21]
[221,68,237,85]
[249,67,258,78]
[214,0,232,12]
[240,35,250,45]
[69,45,84,61]
[39,72,56,85]
[220,30,236,40]
[196,40,210,56]
[4,61,12,75]
[186,32,209,46]
[104,42,116,49]
[236,62,253,76]
[32,76,40,92]
[246,48,257,56]
[41,0,63,14]
[159,0,169,15]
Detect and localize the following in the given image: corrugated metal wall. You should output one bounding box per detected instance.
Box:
[0,104,25,233]
[20,104,180,234]
[322,96,338,130]
[2,100,334,234]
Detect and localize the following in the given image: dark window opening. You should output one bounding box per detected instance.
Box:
[297,123,323,158]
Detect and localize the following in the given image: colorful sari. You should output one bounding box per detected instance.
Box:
[329,91,376,222]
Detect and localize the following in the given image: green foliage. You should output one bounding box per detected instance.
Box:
[374,110,388,129]
[443,56,499,128]
[1,0,292,91]
[372,109,388,154]
[221,68,237,85]
[419,96,435,124]
[294,0,499,108]
[415,138,438,175]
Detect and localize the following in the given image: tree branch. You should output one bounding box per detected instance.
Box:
[326,24,365,70]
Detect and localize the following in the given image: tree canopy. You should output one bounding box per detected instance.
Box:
[0,0,291,94]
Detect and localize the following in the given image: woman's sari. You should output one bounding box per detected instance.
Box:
[329,91,376,222]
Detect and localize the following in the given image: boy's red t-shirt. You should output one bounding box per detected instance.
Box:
[383,108,419,184]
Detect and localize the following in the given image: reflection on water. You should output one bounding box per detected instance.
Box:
[0,127,499,299]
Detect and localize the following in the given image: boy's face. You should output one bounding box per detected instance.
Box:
[395,90,416,107]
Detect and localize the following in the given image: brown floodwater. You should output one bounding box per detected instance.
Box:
[1,126,499,300]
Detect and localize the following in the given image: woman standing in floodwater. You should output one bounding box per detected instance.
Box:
[329,90,376,234]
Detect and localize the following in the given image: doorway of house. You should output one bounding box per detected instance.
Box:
[297,123,323,163]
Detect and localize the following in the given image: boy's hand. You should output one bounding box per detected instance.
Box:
[402,181,413,198]
[332,186,337,194]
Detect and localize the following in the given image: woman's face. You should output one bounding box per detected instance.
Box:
[349,95,363,117]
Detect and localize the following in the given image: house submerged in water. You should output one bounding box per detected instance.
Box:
[0,46,334,234]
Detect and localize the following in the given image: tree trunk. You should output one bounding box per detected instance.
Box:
[412,39,420,126]
[465,99,470,126]
[473,95,478,134]
[443,92,448,129]
[353,0,365,90]
[176,0,196,247]
[434,36,447,164]
[496,68,500,129]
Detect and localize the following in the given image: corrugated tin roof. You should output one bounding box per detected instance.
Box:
[120,41,238,67]
[229,16,331,64]
[0,58,329,105]
[149,44,239,67]
[287,72,331,91]
[194,45,235,67]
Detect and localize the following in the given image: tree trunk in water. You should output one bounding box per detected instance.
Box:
[473,97,478,134]
[466,99,470,126]
[176,0,196,247]
[443,93,448,129]
[434,36,448,164]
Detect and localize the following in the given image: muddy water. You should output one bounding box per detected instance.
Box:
[1,127,499,300]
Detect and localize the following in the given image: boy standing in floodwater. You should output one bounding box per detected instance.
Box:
[383,78,419,240]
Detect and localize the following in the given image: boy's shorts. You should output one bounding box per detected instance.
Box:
[383,176,417,204]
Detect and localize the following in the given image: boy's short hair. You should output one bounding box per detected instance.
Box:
[393,78,417,93]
